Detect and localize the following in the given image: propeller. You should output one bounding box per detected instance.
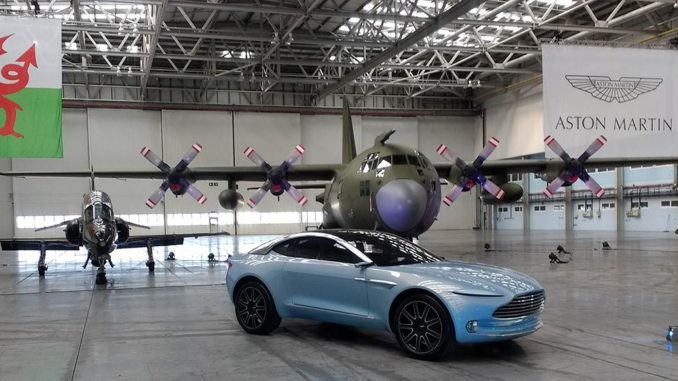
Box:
[543,135,607,198]
[140,143,207,208]
[436,137,505,205]
[244,145,308,207]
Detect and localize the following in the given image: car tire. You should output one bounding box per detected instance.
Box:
[393,294,454,360]
[234,281,281,335]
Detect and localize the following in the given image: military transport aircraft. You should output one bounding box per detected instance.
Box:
[0,176,223,284]
[2,99,678,239]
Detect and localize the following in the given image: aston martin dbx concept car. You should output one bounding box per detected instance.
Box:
[226,230,544,360]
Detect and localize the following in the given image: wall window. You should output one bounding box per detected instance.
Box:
[533,205,546,212]
[509,173,523,182]
[660,200,678,208]
[498,206,509,213]
[553,204,564,212]
[601,202,615,209]
[514,206,523,212]
[631,201,649,208]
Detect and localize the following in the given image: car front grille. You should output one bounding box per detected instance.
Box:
[492,290,545,319]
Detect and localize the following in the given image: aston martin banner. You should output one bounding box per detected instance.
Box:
[542,44,676,158]
[0,16,62,158]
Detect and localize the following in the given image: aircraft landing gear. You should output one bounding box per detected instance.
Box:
[95,266,107,285]
[38,242,48,278]
[145,239,155,273]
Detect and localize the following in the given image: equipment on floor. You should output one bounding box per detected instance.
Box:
[667,326,675,342]
[208,253,215,262]
[602,241,611,250]
[166,252,175,260]
[549,245,572,263]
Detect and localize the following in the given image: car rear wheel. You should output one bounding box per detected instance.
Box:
[234,281,281,335]
[393,294,454,360]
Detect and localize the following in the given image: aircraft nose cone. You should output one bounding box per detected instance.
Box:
[375,179,427,233]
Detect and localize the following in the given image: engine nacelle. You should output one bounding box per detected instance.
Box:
[115,218,130,243]
[65,221,82,246]
[482,183,524,204]
[218,189,244,210]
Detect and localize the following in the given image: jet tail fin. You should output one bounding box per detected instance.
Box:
[342,97,357,164]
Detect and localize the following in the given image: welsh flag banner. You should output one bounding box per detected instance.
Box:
[0,16,62,158]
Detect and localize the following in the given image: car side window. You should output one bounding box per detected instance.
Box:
[293,237,323,259]
[271,240,296,256]
[317,240,360,264]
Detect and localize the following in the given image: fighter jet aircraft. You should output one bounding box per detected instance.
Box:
[0,177,224,284]
[2,99,678,239]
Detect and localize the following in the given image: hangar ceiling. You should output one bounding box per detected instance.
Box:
[1,0,677,110]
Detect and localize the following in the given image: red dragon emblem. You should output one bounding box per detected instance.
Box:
[0,34,38,139]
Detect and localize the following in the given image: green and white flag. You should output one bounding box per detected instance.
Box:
[0,16,62,158]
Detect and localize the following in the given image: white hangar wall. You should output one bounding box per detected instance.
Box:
[0,108,480,238]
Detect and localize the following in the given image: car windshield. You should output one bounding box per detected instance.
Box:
[330,231,442,266]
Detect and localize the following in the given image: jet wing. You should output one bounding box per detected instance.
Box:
[116,232,228,250]
[436,157,678,178]
[1,239,79,251]
[0,165,341,182]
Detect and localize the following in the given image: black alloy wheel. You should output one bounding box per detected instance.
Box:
[234,281,281,335]
[394,294,454,360]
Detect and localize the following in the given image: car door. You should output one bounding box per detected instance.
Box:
[282,236,369,318]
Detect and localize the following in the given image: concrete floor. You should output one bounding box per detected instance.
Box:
[0,230,676,381]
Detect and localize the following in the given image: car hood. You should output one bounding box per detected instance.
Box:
[386,261,541,296]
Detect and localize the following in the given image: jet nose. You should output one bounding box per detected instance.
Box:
[375,179,427,233]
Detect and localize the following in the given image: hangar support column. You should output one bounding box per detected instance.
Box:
[565,187,573,232]
[616,167,624,232]
[0,159,14,238]
[522,175,530,231]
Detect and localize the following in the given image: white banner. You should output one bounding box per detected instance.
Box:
[542,44,676,158]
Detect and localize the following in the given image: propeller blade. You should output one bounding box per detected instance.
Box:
[473,137,499,167]
[145,181,169,208]
[580,170,605,198]
[544,135,572,162]
[481,179,505,200]
[285,145,305,166]
[436,144,458,163]
[543,177,567,198]
[186,184,207,205]
[442,186,464,206]
[283,181,308,206]
[243,147,271,171]
[181,143,203,165]
[577,135,607,163]
[141,147,171,173]
[247,181,271,208]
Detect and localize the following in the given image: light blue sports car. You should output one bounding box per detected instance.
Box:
[226,230,545,360]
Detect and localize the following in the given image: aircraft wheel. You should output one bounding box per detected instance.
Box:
[234,281,280,335]
[38,266,47,277]
[95,274,107,285]
[146,261,155,273]
[393,294,454,360]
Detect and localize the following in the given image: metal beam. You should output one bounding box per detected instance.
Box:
[316,0,484,100]
[140,0,168,96]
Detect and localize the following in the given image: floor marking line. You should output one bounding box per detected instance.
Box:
[70,287,95,381]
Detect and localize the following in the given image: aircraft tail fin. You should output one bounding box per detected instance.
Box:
[342,97,357,164]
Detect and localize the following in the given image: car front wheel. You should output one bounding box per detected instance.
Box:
[234,281,281,335]
[393,294,454,360]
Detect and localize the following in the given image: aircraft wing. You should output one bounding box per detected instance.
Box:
[116,232,228,250]
[0,165,341,182]
[1,239,80,251]
[436,157,678,178]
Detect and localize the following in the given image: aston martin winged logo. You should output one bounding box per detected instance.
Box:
[565,75,662,103]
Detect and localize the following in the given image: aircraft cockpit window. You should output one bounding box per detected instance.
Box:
[376,156,392,169]
[84,206,94,222]
[406,155,420,167]
[359,152,380,173]
[417,152,433,169]
[391,155,408,165]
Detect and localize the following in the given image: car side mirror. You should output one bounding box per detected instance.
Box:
[354,261,374,268]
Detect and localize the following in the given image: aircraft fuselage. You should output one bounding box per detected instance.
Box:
[321,143,441,238]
